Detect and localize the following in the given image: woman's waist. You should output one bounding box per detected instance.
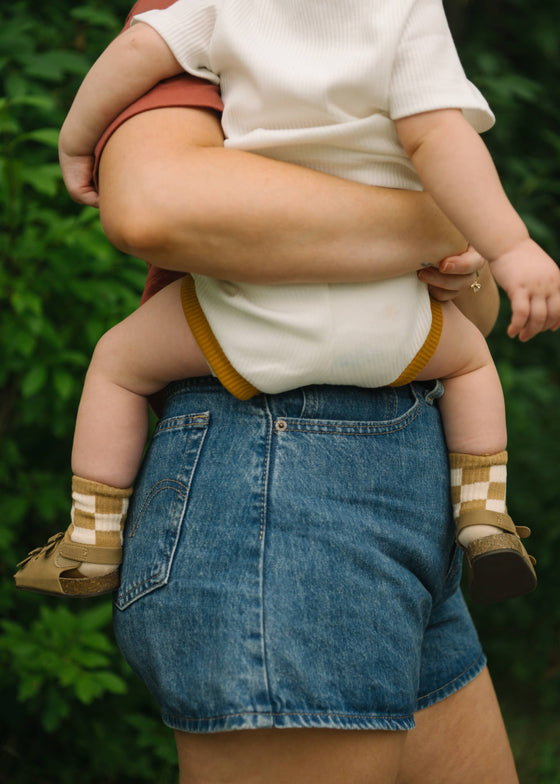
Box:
[160,376,444,428]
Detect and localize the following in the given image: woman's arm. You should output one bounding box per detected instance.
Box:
[98,105,499,333]
[98,107,467,283]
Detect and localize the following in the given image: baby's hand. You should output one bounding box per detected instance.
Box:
[490,238,560,341]
[58,148,99,208]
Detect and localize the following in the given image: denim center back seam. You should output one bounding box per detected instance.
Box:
[258,396,275,714]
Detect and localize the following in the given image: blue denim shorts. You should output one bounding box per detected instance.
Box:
[113,378,486,733]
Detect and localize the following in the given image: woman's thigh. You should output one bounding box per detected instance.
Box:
[174,668,516,784]
[174,726,406,784]
[398,667,518,784]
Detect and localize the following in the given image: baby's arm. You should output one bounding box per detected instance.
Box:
[59,23,182,206]
[397,109,560,341]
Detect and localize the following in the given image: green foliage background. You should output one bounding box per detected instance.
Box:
[0,1,559,781]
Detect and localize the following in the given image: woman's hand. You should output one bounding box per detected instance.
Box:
[418,246,500,337]
[417,245,485,301]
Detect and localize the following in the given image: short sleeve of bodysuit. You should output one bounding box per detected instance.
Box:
[389,0,494,132]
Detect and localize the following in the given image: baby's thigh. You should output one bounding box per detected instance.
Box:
[92,278,209,393]
[416,301,493,382]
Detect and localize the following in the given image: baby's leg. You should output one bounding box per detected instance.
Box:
[72,277,209,488]
[15,278,210,594]
[416,301,506,456]
[415,302,535,603]
[70,278,208,579]
[416,302,507,540]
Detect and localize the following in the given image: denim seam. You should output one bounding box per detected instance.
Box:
[163,708,415,723]
[154,412,210,434]
[117,422,209,606]
[442,543,461,584]
[416,652,486,703]
[299,386,319,418]
[157,423,209,591]
[267,411,421,437]
[259,401,273,544]
[115,575,165,603]
[259,398,274,715]
[264,389,422,435]
[127,480,188,539]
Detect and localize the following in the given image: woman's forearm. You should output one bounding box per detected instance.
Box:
[98,107,466,284]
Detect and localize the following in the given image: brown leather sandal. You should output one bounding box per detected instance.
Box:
[456,509,537,605]
[14,531,122,598]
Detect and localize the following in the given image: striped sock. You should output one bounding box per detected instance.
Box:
[449,452,507,547]
[70,475,132,577]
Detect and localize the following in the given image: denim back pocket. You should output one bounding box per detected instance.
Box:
[115,412,210,610]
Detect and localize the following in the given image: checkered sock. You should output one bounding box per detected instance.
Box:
[449,452,508,547]
[70,475,132,577]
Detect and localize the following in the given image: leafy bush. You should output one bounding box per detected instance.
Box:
[453,4,560,778]
[455,0,560,708]
[0,2,177,781]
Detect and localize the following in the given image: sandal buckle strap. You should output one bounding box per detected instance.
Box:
[456,509,523,537]
[16,532,65,568]
[58,541,122,565]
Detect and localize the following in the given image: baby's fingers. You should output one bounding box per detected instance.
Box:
[517,297,548,342]
[507,290,530,339]
[545,292,560,333]
[75,186,99,209]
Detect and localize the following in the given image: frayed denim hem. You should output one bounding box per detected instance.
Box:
[162,709,416,734]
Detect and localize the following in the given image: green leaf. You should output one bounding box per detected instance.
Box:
[16,128,60,149]
[93,671,128,695]
[10,290,43,317]
[8,328,36,358]
[4,93,57,112]
[74,675,102,704]
[52,368,77,400]
[20,163,62,197]
[24,50,91,81]
[77,601,113,631]
[20,365,48,397]
[71,6,121,28]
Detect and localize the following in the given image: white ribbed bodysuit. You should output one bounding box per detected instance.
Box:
[134,0,494,393]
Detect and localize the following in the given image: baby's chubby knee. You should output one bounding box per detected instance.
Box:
[87,321,137,385]
[434,300,495,378]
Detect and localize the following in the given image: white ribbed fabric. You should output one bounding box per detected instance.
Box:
[133,1,495,393]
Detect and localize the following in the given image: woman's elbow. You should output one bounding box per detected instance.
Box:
[99,190,168,257]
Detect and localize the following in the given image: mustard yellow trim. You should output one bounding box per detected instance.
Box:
[180,276,260,400]
[390,298,443,387]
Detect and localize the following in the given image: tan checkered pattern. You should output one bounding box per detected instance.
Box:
[449,451,507,521]
[70,475,132,549]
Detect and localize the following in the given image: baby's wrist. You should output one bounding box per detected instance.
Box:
[59,118,95,159]
[487,232,532,267]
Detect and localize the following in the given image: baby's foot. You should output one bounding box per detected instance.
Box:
[456,510,536,604]
[14,530,121,597]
